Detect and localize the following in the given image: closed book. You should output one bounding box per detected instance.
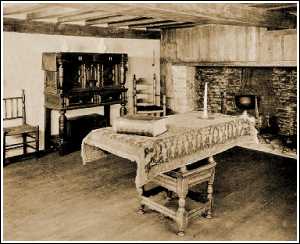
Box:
[112,115,167,137]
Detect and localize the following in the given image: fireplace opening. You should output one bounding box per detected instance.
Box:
[195,66,297,154]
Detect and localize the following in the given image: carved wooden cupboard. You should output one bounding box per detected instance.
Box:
[42,52,128,154]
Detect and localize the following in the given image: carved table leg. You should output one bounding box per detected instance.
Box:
[176,175,188,236]
[120,87,127,116]
[206,156,216,219]
[137,186,145,214]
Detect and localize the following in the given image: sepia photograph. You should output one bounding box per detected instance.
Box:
[1,0,298,242]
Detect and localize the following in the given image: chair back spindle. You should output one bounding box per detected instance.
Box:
[3,89,26,122]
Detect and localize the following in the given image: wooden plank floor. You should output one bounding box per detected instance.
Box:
[3,147,297,241]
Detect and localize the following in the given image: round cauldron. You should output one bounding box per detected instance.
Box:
[235,95,256,110]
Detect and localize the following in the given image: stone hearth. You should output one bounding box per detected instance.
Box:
[169,65,297,152]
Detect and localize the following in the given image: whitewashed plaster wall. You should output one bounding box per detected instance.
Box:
[3,32,160,151]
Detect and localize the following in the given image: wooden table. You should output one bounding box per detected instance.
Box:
[81,111,258,234]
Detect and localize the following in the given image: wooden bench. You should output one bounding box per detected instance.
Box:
[138,156,217,236]
[3,89,39,164]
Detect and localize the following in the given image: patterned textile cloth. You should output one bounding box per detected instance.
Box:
[81,111,258,187]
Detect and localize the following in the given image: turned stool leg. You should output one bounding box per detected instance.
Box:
[137,186,145,214]
[206,179,214,219]
[176,174,188,236]
[206,156,216,219]
[176,193,188,236]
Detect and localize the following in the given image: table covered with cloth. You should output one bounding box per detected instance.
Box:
[81,111,258,188]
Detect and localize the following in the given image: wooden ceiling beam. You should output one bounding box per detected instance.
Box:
[3,17,160,39]
[3,3,296,29]
[108,18,163,28]
[3,3,53,15]
[247,3,297,9]
[123,3,295,28]
[51,3,137,13]
[147,22,197,30]
[26,7,78,20]
[123,8,268,28]
[130,21,184,28]
[86,15,143,26]
[58,11,120,23]
[264,4,298,11]
[121,7,202,23]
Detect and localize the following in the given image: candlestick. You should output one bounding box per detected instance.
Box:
[202,82,208,118]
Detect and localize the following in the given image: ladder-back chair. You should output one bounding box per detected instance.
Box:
[3,89,39,163]
[133,74,166,117]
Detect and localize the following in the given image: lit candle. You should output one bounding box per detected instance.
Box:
[203,82,208,118]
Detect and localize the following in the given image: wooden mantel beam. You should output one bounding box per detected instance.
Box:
[3,18,160,39]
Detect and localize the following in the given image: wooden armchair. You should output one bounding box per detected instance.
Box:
[3,89,39,164]
[133,74,166,117]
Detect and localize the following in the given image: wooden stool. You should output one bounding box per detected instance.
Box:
[137,156,217,236]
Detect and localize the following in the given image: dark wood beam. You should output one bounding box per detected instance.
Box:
[3,17,160,39]
[85,15,143,26]
[147,23,198,30]
[108,18,162,27]
[129,20,173,27]
[57,11,120,23]
[130,21,185,28]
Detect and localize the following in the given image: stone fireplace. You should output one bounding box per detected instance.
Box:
[170,65,297,149]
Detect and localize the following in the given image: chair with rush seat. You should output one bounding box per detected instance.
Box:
[3,89,39,164]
